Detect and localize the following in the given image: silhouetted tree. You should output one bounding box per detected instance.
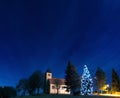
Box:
[54,79,62,94]
[44,69,51,94]
[28,70,44,95]
[16,78,29,96]
[44,80,50,94]
[111,68,120,93]
[0,86,17,98]
[95,67,106,92]
[34,70,44,94]
[0,87,3,97]
[65,61,80,95]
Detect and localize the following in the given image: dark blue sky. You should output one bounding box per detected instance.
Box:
[0,0,120,87]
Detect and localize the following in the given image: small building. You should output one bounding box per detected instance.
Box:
[44,70,70,94]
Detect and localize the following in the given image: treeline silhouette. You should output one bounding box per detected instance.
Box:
[0,61,120,97]
[15,61,120,96]
[0,86,16,98]
[16,70,44,96]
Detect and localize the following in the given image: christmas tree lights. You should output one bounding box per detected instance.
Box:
[81,65,93,95]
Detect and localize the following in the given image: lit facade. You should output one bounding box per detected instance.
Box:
[45,71,70,94]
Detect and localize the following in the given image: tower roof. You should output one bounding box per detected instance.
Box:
[46,69,51,73]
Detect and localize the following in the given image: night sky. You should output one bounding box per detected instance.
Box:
[0,0,120,87]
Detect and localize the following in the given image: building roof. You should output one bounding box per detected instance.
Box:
[49,78,65,85]
[46,69,51,73]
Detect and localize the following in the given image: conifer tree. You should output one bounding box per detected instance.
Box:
[112,68,120,93]
[81,65,93,95]
[65,61,80,95]
[95,67,106,92]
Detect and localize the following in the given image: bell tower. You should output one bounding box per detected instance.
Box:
[44,69,52,94]
[45,69,52,81]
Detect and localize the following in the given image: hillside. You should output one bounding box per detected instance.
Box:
[12,95,120,98]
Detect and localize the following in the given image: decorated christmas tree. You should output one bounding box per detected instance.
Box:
[81,65,93,95]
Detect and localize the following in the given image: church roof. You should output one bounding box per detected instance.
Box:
[46,69,51,73]
[49,78,65,85]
